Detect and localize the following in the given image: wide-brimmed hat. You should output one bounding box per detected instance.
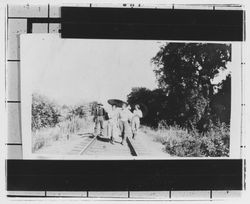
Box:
[107,99,127,108]
[97,103,103,106]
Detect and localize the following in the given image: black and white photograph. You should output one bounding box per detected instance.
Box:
[21,34,241,159]
[2,2,246,200]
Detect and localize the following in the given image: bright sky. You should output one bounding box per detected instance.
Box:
[23,34,164,107]
[22,34,233,109]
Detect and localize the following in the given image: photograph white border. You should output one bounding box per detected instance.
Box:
[20,34,242,160]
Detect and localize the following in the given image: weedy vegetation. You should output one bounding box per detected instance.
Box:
[31,93,94,152]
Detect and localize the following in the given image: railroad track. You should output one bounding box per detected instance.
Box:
[69,133,138,157]
[126,137,138,156]
[79,134,98,155]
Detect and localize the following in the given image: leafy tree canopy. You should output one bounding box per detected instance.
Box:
[152,43,231,97]
[127,43,231,130]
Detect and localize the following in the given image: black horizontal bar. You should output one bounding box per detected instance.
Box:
[27,18,61,23]
[6,101,21,103]
[61,23,242,41]
[7,60,20,62]
[61,7,243,26]
[7,160,243,191]
[8,17,49,19]
[6,143,22,145]
[61,7,244,41]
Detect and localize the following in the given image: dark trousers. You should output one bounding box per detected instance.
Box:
[94,116,104,135]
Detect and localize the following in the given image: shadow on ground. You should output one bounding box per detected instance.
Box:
[97,135,111,143]
[78,133,95,138]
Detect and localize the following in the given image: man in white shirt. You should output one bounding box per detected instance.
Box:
[131,104,143,139]
[93,103,105,136]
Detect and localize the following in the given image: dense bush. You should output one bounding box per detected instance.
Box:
[32,126,61,152]
[199,122,230,157]
[32,93,61,131]
[151,121,229,157]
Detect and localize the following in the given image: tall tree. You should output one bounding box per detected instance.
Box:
[151,43,231,130]
[211,74,231,124]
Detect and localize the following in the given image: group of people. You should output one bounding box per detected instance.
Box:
[93,102,143,145]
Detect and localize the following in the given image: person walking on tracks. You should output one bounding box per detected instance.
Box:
[107,105,119,144]
[118,103,133,145]
[93,103,106,136]
[131,104,143,139]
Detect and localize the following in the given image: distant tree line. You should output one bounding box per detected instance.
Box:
[127,43,231,132]
[32,93,92,131]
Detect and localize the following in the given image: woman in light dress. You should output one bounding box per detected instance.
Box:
[107,105,119,144]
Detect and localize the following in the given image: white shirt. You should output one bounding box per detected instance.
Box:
[133,109,143,118]
[118,108,133,122]
[108,109,119,123]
